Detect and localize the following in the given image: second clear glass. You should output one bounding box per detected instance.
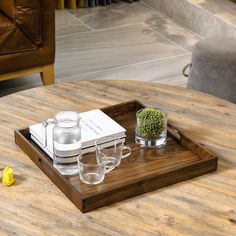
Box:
[95,138,131,172]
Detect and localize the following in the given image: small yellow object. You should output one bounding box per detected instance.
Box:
[2,167,15,186]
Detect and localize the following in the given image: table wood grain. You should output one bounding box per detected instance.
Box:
[0,80,236,235]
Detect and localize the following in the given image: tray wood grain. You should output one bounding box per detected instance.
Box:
[15,100,218,212]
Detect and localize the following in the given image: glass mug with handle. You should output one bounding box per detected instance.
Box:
[95,138,131,172]
[78,151,113,185]
[42,111,81,176]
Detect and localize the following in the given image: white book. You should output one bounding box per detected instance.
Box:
[29,109,126,158]
[31,134,125,159]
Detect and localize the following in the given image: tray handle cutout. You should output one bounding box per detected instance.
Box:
[167,125,182,141]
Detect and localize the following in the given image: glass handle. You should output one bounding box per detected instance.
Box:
[42,118,55,148]
[122,146,131,159]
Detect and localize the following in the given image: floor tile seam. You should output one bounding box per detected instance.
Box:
[152,79,186,85]
[151,78,187,87]
[55,31,89,39]
[150,72,186,82]
[140,1,204,39]
[65,10,95,31]
[85,22,146,33]
[143,22,190,53]
[57,9,92,30]
[150,73,186,82]
[55,22,146,39]
[58,53,190,80]
[55,22,90,32]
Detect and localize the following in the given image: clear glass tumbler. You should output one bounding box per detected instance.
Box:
[43,111,81,176]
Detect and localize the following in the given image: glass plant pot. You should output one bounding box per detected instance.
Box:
[135,108,167,148]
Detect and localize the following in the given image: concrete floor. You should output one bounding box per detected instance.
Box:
[0,1,202,97]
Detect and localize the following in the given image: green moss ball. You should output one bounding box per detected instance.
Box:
[137,108,165,139]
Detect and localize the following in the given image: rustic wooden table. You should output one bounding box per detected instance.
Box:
[0,80,235,235]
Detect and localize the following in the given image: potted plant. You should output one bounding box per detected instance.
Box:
[135,107,167,148]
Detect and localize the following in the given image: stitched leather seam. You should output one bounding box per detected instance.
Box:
[15,0,41,45]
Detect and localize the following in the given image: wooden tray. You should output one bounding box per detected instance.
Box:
[14,100,218,213]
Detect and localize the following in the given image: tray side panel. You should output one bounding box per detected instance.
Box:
[101,100,144,120]
[181,135,217,160]
[82,157,218,212]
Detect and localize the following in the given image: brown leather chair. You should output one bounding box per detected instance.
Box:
[0,0,55,85]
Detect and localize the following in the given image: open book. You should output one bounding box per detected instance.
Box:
[29,109,126,158]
